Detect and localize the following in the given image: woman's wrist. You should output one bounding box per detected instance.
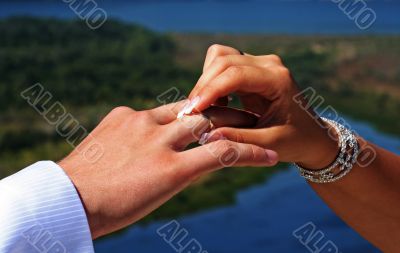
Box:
[296,117,360,183]
[296,119,340,170]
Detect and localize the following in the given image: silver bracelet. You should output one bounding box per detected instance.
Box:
[294,117,359,183]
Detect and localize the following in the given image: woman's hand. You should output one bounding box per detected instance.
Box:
[58,102,278,239]
[185,44,400,252]
[188,44,339,169]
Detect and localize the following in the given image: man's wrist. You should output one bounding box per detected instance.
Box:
[58,158,100,239]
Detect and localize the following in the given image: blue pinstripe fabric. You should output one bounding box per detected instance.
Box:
[0,161,94,253]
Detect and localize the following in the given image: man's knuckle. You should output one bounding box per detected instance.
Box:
[134,111,153,124]
[107,106,135,122]
[111,106,134,115]
[270,66,291,82]
[277,66,290,77]
[268,54,283,64]
[208,44,224,54]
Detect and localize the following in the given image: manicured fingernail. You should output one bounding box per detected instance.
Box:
[177,109,185,119]
[199,133,209,145]
[177,97,201,119]
[265,150,279,164]
[177,100,191,119]
[205,131,225,143]
[199,131,226,145]
[185,96,201,114]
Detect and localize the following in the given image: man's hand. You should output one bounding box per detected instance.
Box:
[58,102,278,239]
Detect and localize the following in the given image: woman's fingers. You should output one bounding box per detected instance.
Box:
[193,66,283,112]
[189,55,256,99]
[239,93,271,116]
[190,44,244,100]
[201,126,296,163]
[165,106,259,150]
[204,126,289,149]
[179,140,278,176]
[203,44,242,72]
[204,127,268,146]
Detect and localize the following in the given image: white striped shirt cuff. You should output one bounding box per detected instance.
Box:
[0,161,94,253]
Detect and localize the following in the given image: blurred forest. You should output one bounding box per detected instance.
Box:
[0,17,399,224]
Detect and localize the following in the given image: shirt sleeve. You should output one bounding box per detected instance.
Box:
[0,161,94,253]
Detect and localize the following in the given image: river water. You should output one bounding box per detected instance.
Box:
[0,1,399,34]
[94,118,399,252]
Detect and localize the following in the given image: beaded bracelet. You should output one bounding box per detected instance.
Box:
[294,117,359,183]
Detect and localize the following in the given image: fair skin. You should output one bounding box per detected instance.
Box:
[58,102,278,239]
[187,44,400,252]
[59,44,400,251]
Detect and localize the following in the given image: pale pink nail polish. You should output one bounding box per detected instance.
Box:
[265,150,279,164]
[205,131,225,143]
[177,100,191,119]
[184,96,201,115]
[199,132,209,145]
[177,97,201,119]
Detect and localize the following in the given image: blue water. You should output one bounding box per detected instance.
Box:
[94,118,399,252]
[0,0,399,34]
